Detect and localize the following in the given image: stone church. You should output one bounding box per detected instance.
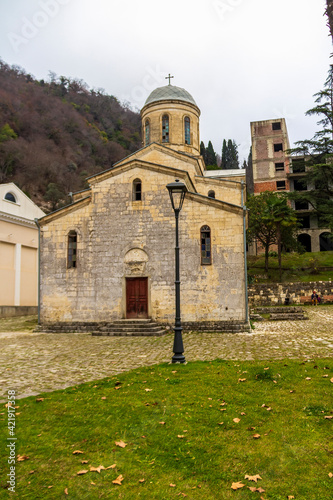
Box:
[38,83,250,333]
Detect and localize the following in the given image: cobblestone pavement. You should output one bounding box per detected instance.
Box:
[0,306,332,401]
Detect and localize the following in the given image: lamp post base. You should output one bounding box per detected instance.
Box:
[172,354,186,364]
[172,325,185,364]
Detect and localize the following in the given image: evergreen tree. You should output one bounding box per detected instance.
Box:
[200,141,207,163]
[221,139,227,169]
[205,141,217,167]
[220,139,239,169]
[288,66,333,230]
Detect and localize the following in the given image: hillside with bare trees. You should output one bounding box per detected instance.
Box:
[0,60,142,211]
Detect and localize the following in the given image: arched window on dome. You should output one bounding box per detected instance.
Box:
[162,115,169,143]
[4,192,17,203]
[145,119,150,146]
[201,225,211,265]
[184,116,191,145]
[133,178,142,201]
[208,190,215,199]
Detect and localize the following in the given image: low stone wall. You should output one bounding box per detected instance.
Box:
[0,306,38,318]
[248,281,333,306]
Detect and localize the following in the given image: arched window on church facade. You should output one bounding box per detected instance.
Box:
[208,190,215,199]
[68,230,77,268]
[145,119,150,146]
[184,116,191,144]
[201,225,211,265]
[133,178,142,201]
[162,115,169,143]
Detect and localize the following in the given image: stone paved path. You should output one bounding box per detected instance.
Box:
[0,306,332,401]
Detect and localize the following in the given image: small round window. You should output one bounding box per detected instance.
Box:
[5,192,16,203]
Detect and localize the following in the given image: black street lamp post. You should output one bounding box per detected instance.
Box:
[166,179,187,364]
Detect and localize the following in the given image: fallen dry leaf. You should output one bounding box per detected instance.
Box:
[330,378,333,383]
[77,470,89,475]
[253,434,261,439]
[264,367,269,370]
[218,422,224,425]
[159,421,166,425]
[36,398,44,402]
[322,375,329,378]
[81,460,89,464]
[90,465,105,473]
[145,388,152,392]
[106,464,117,469]
[287,496,295,499]
[91,482,96,485]
[115,440,127,448]
[249,486,257,492]
[170,483,176,487]
[17,455,29,461]
[266,407,272,411]
[245,474,262,482]
[231,481,245,490]
[305,377,311,380]
[241,412,246,416]
[112,474,124,485]
[257,487,265,493]
[328,472,333,478]
[324,416,333,420]
[139,478,145,483]
[233,418,241,423]
[101,397,106,400]
[238,378,247,382]
[64,488,68,495]
[73,450,84,455]
[177,435,185,438]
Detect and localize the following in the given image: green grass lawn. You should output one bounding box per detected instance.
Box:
[1,359,332,499]
[248,251,333,283]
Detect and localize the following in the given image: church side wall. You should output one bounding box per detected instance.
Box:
[40,168,246,325]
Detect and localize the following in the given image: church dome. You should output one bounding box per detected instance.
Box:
[144,85,198,107]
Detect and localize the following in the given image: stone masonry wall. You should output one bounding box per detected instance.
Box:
[248,281,333,306]
[40,165,246,325]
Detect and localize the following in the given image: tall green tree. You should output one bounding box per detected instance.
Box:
[221,139,227,169]
[288,66,333,230]
[221,139,239,169]
[206,140,217,167]
[200,141,207,163]
[247,192,299,276]
[261,193,298,281]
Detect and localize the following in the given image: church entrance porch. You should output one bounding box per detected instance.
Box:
[126,277,148,319]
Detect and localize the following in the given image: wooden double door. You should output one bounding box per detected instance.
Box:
[126,277,148,319]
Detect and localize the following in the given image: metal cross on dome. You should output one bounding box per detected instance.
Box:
[165,74,174,85]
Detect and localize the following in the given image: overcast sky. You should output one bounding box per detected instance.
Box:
[0,0,332,162]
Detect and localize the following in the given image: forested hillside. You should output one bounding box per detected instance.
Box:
[0,60,142,210]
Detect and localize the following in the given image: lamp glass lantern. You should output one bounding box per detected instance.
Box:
[166,180,187,212]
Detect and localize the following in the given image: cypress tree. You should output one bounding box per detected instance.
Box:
[206,141,217,167]
[221,139,227,169]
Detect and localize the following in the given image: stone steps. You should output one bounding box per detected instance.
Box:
[92,319,167,337]
[251,306,308,321]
